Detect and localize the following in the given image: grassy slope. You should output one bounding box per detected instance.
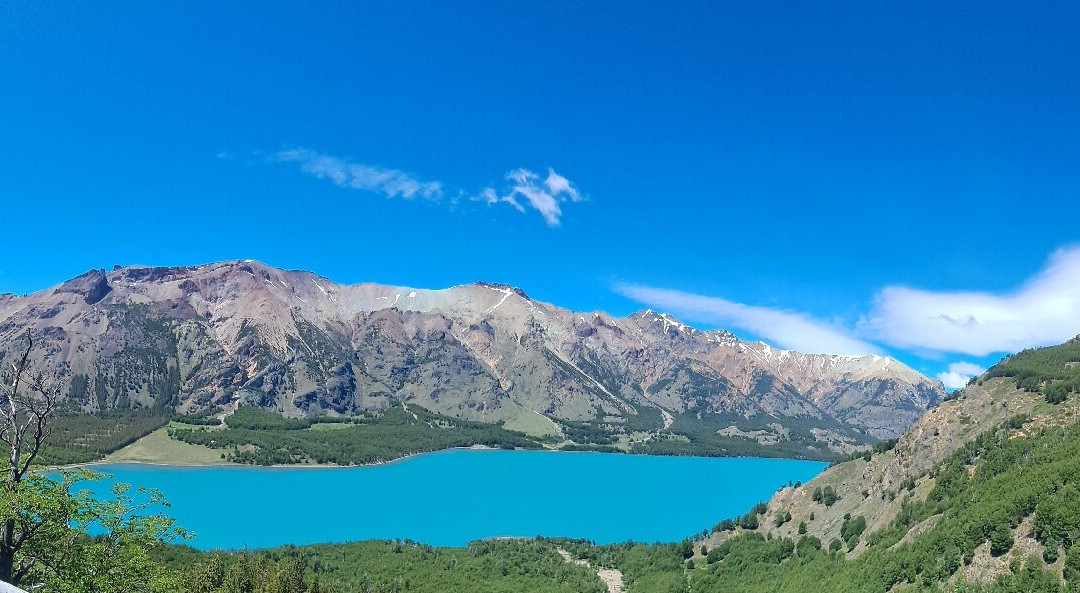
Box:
[33,410,172,466]
[497,399,563,438]
[674,405,1079,593]
[105,423,229,465]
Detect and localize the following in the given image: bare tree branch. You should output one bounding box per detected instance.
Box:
[8,331,31,412]
[0,330,61,586]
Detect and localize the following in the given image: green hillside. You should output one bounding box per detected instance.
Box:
[984,336,1080,402]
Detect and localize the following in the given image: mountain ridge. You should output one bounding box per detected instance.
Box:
[0,260,945,458]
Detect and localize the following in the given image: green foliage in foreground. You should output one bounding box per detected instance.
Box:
[560,539,690,593]
[153,539,606,593]
[169,405,544,465]
[1,469,186,591]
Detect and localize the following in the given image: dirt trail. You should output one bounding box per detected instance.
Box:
[557,548,624,593]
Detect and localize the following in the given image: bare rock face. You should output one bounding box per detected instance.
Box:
[54,269,112,305]
[0,261,945,455]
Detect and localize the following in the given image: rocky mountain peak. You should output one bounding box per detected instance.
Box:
[54,268,112,305]
[470,281,530,300]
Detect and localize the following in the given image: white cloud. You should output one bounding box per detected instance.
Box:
[544,169,583,202]
[860,247,1080,356]
[497,168,583,227]
[935,361,986,390]
[949,361,985,376]
[276,148,443,200]
[614,283,881,356]
[616,247,1080,363]
[269,148,583,227]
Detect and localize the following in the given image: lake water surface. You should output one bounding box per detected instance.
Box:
[85,450,826,549]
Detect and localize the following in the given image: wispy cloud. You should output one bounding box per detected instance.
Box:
[860,246,1080,356]
[613,283,881,356]
[479,168,585,227]
[616,246,1080,368]
[275,148,443,200]
[264,147,584,226]
[935,361,986,390]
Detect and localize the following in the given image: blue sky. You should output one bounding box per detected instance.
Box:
[2,2,1078,386]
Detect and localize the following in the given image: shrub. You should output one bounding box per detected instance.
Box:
[840,515,867,548]
[989,523,1013,556]
[796,536,822,557]
[1044,536,1059,564]
[1065,542,1080,580]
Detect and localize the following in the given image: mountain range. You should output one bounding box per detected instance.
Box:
[0,261,945,458]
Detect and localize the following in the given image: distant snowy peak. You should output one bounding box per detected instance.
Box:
[622,307,934,389]
[735,340,933,387]
[632,309,698,335]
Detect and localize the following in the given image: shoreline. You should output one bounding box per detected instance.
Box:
[46,443,503,472]
[48,444,831,473]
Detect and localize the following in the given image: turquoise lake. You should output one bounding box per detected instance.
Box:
[82,450,826,550]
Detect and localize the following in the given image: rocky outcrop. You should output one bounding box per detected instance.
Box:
[53,269,112,305]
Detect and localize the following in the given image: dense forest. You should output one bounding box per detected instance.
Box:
[167,405,546,465]
[152,539,608,593]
